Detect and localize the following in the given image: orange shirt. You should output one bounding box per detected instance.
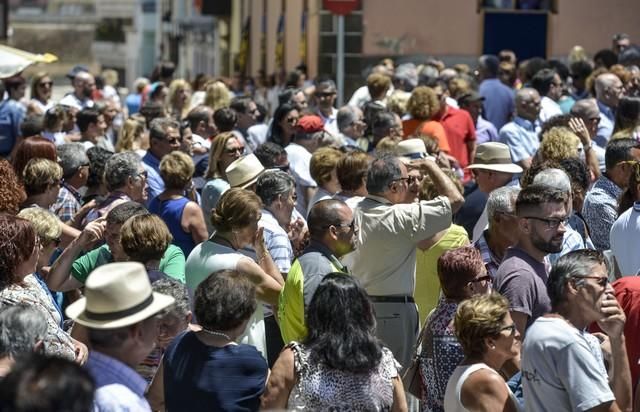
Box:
[402,118,451,153]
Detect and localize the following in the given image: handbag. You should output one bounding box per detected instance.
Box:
[402,321,426,398]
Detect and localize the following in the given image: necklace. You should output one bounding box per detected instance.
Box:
[200,328,233,341]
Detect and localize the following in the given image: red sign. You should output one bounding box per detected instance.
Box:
[323,0,359,16]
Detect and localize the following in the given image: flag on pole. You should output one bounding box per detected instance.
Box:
[234,16,251,73]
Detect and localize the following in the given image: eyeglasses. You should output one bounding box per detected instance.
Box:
[225,146,245,155]
[523,215,570,229]
[471,275,492,284]
[135,171,148,180]
[618,160,639,168]
[327,220,356,231]
[573,275,608,287]
[499,324,517,336]
[407,175,421,184]
[163,136,182,145]
[39,81,53,88]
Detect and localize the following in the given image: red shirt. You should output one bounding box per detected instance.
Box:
[438,107,476,168]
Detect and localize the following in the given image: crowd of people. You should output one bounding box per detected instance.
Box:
[0,32,640,411]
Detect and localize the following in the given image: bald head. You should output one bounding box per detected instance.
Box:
[570,98,599,119]
[595,73,624,108]
[515,88,541,121]
[308,199,347,240]
[73,72,95,99]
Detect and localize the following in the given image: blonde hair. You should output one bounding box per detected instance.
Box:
[454,293,510,358]
[407,86,441,120]
[310,147,344,186]
[160,150,195,190]
[539,127,581,162]
[205,132,238,179]
[120,214,172,263]
[115,116,146,152]
[168,78,192,118]
[387,91,409,117]
[22,158,62,196]
[375,136,400,154]
[17,207,61,246]
[204,80,232,112]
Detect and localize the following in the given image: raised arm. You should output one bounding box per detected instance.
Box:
[412,158,464,213]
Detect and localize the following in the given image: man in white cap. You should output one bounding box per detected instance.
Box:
[66,262,175,411]
[225,153,266,190]
[467,142,523,242]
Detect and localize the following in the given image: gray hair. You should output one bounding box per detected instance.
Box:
[0,305,47,357]
[547,250,607,309]
[152,278,190,319]
[255,170,295,206]
[149,117,180,141]
[532,168,572,193]
[337,106,358,132]
[366,155,403,194]
[104,151,142,191]
[486,186,520,222]
[57,143,89,179]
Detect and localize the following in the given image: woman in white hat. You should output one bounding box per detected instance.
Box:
[185,188,284,359]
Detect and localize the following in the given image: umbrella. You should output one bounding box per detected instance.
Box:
[0,44,58,79]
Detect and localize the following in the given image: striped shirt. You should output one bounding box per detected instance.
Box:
[259,209,294,274]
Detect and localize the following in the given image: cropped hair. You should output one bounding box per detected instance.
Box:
[406,86,441,120]
[211,188,262,232]
[367,72,391,99]
[0,159,26,215]
[186,105,213,130]
[159,150,194,190]
[515,184,569,217]
[106,201,148,226]
[205,132,239,179]
[531,68,557,97]
[437,246,484,300]
[486,186,520,222]
[76,108,100,133]
[120,214,172,263]
[149,117,180,142]
[85,146,114,189]
[305,273,383,373]
[619,161,640,214]
[366,155,402,194]
[213,107,237,132]
[12,136,57,179]
[307,199,346,239]
[254,142,287,168]
[310,147,344,186]
[103,151,142,191]
[22,158,62,196]
[336,150,369,192]
[21,115,44,138]
[194,269,257,332]
[419,169,463,201]
[532,168,572,193]
[230,96,253,114]
[17,207,61,247]
[547,250,607,309]
[0,305,47,358]
[605,138,640,171]
[255,170,295,206]
[57,143,89,179]
[0,215,36,289]
[454,293,510,358]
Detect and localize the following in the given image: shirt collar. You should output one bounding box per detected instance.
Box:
[305,240,346,272]
[514,116,536,131]
[142,151,161,168]
[62,181,82,201]
[597,100,615,120]
[86,351,147,397]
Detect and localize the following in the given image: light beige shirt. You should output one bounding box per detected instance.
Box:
[342,194,452,296]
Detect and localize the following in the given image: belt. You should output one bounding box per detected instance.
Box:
[369,295,415,303]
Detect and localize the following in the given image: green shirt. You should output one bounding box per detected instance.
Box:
[71,244,186,284]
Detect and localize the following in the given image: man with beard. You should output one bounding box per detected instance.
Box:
[494,184,569,336]
[60,71,96,111]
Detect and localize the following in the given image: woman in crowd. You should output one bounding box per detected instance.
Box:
[149,82,168,106]
[0,158,26,215]
[204,80,232,112]
[12,136,57,179]
[149,151,208,257]
[612,96,640,140]
[418,247,490,412]
[538,127,582,164]
[307,147,344,214]
[167,79,192,121]
[150,270,267,411]
[268,102,300,147]
[402,86,450,153]
[262,273,407,411]
[185,188,283,358]
[29,72,54,114]
[201,132,245,225]
[444,293,521,412]
[21,158,62,211]
[115,115,147,154]
[41,105,68,145]
[333,150,369,210]
[0,214,84,362]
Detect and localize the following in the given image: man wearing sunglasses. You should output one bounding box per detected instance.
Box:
[494,184,569,337]
[522,250,632,412]
[142,117,182,203]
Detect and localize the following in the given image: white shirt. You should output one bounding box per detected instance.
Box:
[610,202,640,275]
[285,142,317,216]
[538,96,563,124]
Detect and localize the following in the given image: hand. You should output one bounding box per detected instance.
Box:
[72,338,89,365]
[436,152,452,169]
[569,117,591,146]
[252,226,266,252]
[596,288,626,339]
[79,217,106,246]
[70,199,97,229]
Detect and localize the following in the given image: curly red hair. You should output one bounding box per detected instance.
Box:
[0,159,26,214]
[0,214,36,289]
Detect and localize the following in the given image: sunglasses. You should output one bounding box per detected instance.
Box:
[225,146,245,155]
[326,220,356,231]
[39,81,53,88]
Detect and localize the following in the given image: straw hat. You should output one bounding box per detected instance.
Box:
[466,142,523,174]
[397,138,435,164]
[66,262,175,329]
[225,154,265,188]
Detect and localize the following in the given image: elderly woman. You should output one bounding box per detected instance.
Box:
[149,270,268,411]
[201,131,245,224]
[149,151,208,256]
[263,273,407,410]
[444,293,521,412]
[307,147,344,215]
[186,188,283,358]
[418,246,490,412]
[0,214,85,362]
[334,150,369,210]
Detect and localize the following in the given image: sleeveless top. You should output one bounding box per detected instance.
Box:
[444,363,522,412]
[287,342,400,411]
[148,196,195,256]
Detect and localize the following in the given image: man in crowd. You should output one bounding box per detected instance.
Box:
[531,68,563,123]
[286,115,322,215]
[499,88,541,170]
[142,117,181,201]
[51,142,89,223]
[478,54,515,130]
[458,91,499,144]
[279,199,355,343]
[474,186,520,279]
[344,154,463,370]
[336,105,365,148]
[594,73,625,147]
[522,250,632,412]
[0,305,47,377]
[583,138,640,250]
[76,108,110,151]
[66,262,175,411]
[494,184,569,336]
[571,98,606,172]
[60,71,96,111]
[229,96,258,148]
[313,78,339,135]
